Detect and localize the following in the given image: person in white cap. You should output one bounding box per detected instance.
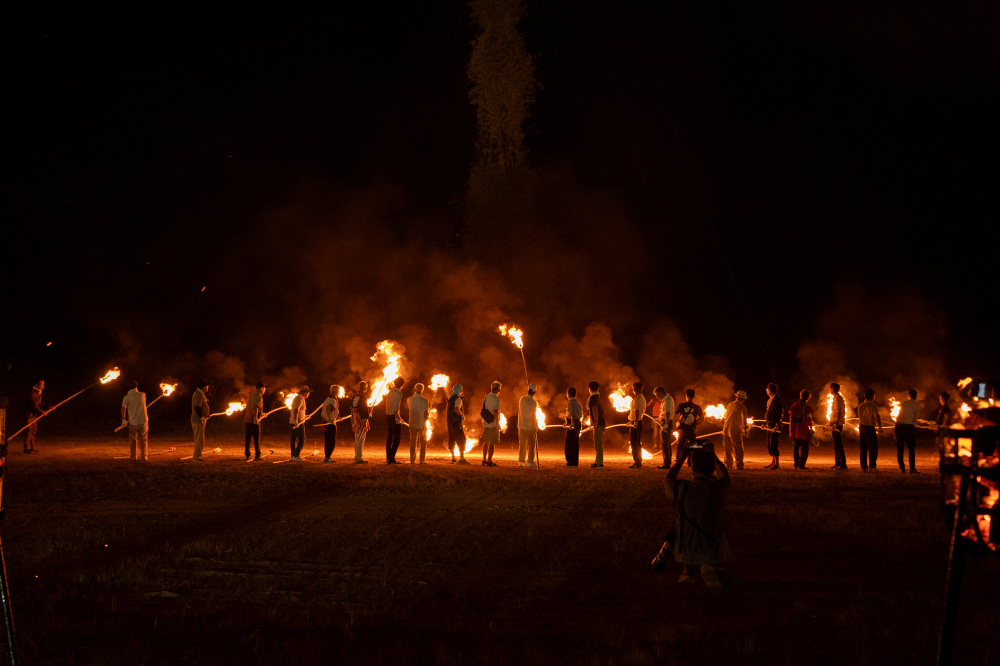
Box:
[289,386,312,461]
[518,385,539,467]
[481,381,501,467]
[121,379,148,461]
[722,390,749,470]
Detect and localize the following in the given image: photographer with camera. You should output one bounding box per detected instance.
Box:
[654,440,735,587]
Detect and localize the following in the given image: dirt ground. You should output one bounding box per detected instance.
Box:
[1,428,997,665]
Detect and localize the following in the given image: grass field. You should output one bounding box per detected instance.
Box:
[1,428,997,665]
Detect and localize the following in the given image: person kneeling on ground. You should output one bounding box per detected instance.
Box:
[661,441,735,587]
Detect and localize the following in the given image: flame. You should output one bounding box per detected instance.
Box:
[224,401,245,416]
[283,392,298,409]
[536,406,547,431]
[610,386,632,413]
[627,446,654,460]
[498,324,524,349]
[368,340,403,407]
[100,367,121,384]
[960,403,972,415]
[825,394,835,422]
[337,386,346,398]
[429,374,450,391]
[746,417,754,428]
[499,413,508,433]
[584,416,591,427]
[160,382,177,397]
[957,377,973,390]
[426,408,437,440]
[888,397,901,421]
[705,404,726,420]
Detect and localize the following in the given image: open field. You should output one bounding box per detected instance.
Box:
[1,430,997,665]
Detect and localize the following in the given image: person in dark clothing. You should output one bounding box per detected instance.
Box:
[588,381,606,468]
[764,383,783,469]
[674,389,704,466]
[447,384,469,465]
[385,377,405,464]
[828,382,848,470]
[564,387,582,467]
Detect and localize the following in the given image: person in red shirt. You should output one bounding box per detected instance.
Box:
[788,390,814,470]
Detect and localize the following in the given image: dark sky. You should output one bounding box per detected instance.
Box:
[6,2,999,408]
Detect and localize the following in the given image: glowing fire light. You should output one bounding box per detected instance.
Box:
[957,377,973,390]
[960,403,972,416]
[426,408,437,440]
[499,413,508,433]
[498,324,524,349]
[746,417,754,428]
[705,404,726,420]
[224,401,245,416]
[825,394,835,422]
[100,367,121,384]
[160,383,177,397]
[337,386,346,398]
[888,397,901,422]
[453,437,477,456]
[627,446,654,460]
[283,392,298,409]
[610,386,632,413]
[368,340,403,407]
[536,407,547,431]
[429,374,450,391]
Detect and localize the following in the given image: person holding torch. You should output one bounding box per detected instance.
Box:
[190,379,211,462]
[289,386,311,461]
[351,381,371,464]
[24,380,50,453]
[120,379,149,461]
[244,381,266,461]
[320,384,343,463]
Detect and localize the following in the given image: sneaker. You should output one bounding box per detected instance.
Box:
[323,458,333,463]
[591,463,603,468]
[457,459,470,465]
[526,462,537,468]
[736,463,744,470]
[900,468,906,474]
[829,465,841,470]
[355,459,368,464]
[245,456,251,462]
[870,467,879,472]
[488,461,498,467]
[291,456,302,461]
[657,464,669,469]
[191,458,204,462]
[910,469,920,474]
[451,459,457,465]
[481,460,490,466]
[253,456,262,461]
[628,463,642,469]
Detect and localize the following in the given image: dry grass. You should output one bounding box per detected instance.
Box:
[1,430,997,665]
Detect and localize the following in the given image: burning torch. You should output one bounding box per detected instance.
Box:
[7,367,120,441]
[114,382,177,433]
[498,324,529,390]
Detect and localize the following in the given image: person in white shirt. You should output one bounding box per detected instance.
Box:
[289,386,311,461]
[828,383,848,470]
[518,385,539,467]
[385,377,405,464]
[482,381,502,467]
[121,380,148,461]
[407,383,429,464]
[895,389,921,474]
[320,385,343,463]
[653,387,675,469]
[190,379,211,462]
[351,382,371,464]
[722,390,749,470]
[628,382,647,469]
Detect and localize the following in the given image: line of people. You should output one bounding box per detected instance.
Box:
[109,376,961,471]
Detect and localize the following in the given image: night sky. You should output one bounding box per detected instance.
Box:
[6,2,999,416]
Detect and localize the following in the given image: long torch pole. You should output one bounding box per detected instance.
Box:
[6,382,100,441]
